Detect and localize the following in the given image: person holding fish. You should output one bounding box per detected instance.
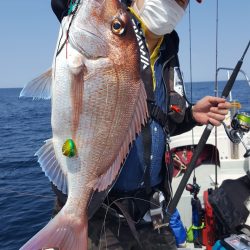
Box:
[19,0,231,249]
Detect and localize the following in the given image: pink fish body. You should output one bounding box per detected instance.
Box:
[20,0,148,249]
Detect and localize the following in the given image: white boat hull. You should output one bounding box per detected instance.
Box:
[171,124,250,228]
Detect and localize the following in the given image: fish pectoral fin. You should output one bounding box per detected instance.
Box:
[19,68,52,100]
[93,80,148,192]
[35,138,68,194]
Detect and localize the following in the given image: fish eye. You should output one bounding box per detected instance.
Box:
[111,18,125,35]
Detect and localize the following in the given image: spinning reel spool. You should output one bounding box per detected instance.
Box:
[223,102,250,158]
[231,113,250,133]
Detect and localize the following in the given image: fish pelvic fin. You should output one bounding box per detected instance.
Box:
[36,138,68,194]
[19,68,52,100]
[20,209,88,250]
[92,80,148,192]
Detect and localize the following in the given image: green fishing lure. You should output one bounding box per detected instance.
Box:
[62,139,77,157]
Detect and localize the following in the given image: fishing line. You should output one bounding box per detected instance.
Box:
[188,1,196,181]
[56,34,66,58]
[55,0,81,58]
[99,196,161,249]
[188,1,193,106]
[66,0,81,58]
[100,196,159,228]
[214,0,219,188]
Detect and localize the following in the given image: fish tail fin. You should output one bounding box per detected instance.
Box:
[20,209,88,250]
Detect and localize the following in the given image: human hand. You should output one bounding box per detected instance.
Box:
[192,96,231,126]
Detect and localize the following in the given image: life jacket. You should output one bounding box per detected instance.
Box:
[128,11,188,200]
[104,11,189,238]
[130,14,187,134]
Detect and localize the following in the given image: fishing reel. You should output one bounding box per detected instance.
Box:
[186,177,200,198]
[223,112,250,158]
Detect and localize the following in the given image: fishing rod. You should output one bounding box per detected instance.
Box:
[166,40,250,222]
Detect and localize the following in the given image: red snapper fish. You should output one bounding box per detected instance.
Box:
[20,0,148,249]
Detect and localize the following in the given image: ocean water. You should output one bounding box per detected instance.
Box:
[0,80,249,249]
[0,88,54,250]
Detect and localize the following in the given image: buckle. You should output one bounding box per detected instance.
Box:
[150,191,169,230]
[163,125,170,136]
[150,207,169,229]
[150,207,163,229]
[150,104,160,119]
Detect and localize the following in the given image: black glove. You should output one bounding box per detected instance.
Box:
[51,0,69,22]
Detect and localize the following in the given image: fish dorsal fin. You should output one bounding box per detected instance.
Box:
[35,139,68,194]
[19,69,52,100]
[93,80,148,192]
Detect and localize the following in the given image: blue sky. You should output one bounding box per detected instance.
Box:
[0,0,249,88]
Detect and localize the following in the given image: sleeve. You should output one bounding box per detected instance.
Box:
[168,104,201,136]
[164,32,201,136]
